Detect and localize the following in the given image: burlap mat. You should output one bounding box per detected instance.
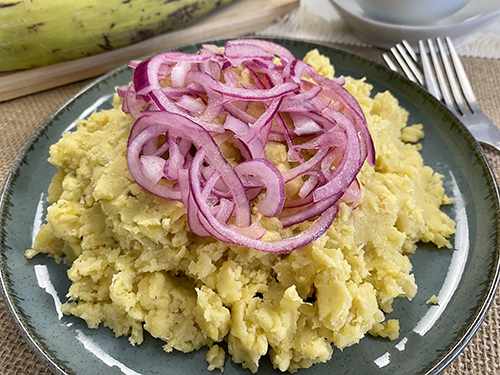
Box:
[1,43,499,374]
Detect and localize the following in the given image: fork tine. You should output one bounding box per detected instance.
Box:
[389,46,421,85]
[436,37,469,116]
[426,38,460,117]
[383,37,500,152]
[402,39,418,63]
[418,39,442,101]
[395,43,424,86]
[444,36,480,113]
[382,52,399,73]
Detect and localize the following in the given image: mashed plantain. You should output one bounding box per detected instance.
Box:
[26,49,456,373]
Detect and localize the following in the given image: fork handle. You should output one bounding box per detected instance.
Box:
[466,118,500,153]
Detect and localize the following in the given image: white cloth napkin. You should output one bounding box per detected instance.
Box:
[258,1,500,59]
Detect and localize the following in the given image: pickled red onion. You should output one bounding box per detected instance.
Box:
[119,39,375,253]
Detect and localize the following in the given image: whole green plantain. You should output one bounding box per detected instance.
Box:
[0,0,236,71]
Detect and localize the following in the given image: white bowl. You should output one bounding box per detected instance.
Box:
[330,0,500,48]
[354,0,470,25]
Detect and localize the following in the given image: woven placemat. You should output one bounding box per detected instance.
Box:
[1,44,499,374]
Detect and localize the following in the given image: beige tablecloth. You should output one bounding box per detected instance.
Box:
[1,28,500,375]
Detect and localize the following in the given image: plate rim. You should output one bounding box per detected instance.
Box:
[1,36,500,375]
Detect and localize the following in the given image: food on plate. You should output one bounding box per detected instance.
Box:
[426,295,440,305]
[121,40,375,253]
[26,40,456,373]
[0,0,236,71]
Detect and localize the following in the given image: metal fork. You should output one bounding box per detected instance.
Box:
[383,37,500,152]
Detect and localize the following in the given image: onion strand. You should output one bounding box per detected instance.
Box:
[118,39,375,253]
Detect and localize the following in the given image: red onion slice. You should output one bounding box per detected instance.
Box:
[120,39,375,253]
[225,39,295,65]
[128,112,252,227]
[128,126,182,201]
[234,159,285,218]
[186,70,298,101]
[140,155,166,184]
[289,112,323,136]
[189,148,340,253]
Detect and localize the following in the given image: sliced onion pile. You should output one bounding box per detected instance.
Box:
[117,39,375,253]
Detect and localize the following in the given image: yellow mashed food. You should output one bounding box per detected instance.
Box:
[426,295,440,305]
[26,50,456,373]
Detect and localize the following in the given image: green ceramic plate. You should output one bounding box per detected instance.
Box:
[1,38,499,375]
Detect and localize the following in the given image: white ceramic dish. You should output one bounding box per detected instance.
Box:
[331,0,500,48]
[354,0,470,25]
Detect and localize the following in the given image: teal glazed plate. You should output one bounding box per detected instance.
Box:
[1,38,499,375]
